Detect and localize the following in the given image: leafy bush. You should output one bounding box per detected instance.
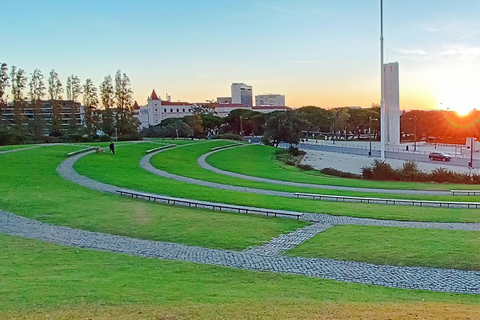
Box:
[320,167,361,179]
[118,133,142,141]
[362,159,397,181]
[99,135,112,142]
[297,164,314,171]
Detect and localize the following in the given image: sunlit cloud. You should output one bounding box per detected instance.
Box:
[396,48,428,55]
[440,45,480,60]
[288,60,320,64]
[425,26,438,32]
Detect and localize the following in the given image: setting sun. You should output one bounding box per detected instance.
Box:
[437,80,479,116]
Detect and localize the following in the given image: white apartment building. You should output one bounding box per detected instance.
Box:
[138,88,291,129]
[138,90,195,129]
[231,83,253,107]
[384,62,400,145]
[255,94,285,106]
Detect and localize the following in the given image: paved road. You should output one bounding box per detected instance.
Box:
[244,137,471,167]
[298,143,470,167]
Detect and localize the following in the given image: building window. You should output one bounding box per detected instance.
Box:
[155,108,158,111]
[183,108,185,112]
[164,109,166,112]
[176,109,179,112]
[170,109,173,112]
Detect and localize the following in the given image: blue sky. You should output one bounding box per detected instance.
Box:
[3,0,480,113]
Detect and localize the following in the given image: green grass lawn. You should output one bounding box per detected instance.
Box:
[207,144,480,191]
[2,234,479,317]
[148,141,480,202]
[74,141,480,223]
[0,145,306,250]
[287,225,480,271]
[0,144,37,151]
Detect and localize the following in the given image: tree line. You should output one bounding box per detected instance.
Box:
[142,104,381,146]
[0,62,139,145]
[401,109,480,144]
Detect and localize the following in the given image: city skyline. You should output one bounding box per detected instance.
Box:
[3,0,480,114]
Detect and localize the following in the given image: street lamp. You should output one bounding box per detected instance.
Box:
[369,117,378,156]
[409,116,417,152]
[327,116,336,144]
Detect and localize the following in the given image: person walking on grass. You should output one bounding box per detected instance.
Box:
[109,142,115,155]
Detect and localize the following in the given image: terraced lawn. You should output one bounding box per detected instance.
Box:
[287,225,480,271]
[74,142,480,222]
[2,234,480,319]
[149,142,480,202]
[207,144,480,191]
[0,145,306,250]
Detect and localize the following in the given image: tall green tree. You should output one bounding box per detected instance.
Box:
[48,69,64,136]
[10,66,28,127]
[298,106,331,139]
[28,69,46,137]
[65,74,83,135]
[99,75,115,136]
[82,78,99,138]
[0,63,9,128]
[114,70,138,136]
[262,111,307,147]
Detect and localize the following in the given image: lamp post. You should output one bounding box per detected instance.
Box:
[328,116,336,144]
[369,117,378,156]
[409,116,417,152]
[380,0,386,160]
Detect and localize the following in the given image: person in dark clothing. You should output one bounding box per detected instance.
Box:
[109,142,115,155]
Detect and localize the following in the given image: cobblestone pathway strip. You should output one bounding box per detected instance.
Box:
[58,151,480,231]
[1,210,479,294]
[243,223,333,256]
[198,148,450,196]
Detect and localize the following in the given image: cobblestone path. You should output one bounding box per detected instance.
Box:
[1,210,480,294]
[242,223,334,255]
[197,147,450,196]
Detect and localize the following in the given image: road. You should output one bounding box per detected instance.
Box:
[243,137,471,168]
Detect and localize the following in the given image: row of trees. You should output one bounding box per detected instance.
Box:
[401,109,480,144]
[142,104,382,147]
[0,62,139,145]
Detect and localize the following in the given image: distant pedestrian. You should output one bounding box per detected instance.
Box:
[109,142,115,155]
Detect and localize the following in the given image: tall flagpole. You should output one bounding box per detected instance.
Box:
[380,0,386,159]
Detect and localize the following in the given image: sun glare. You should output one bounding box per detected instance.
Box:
[437,82,479,116]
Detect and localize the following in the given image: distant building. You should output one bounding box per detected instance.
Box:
[138,89,195,129]
[1,100,84,135]
[138,87,291,129]
[384,62,400,145]
[255,94,285,106]
[231,83,253,107]
[216,97,232,104]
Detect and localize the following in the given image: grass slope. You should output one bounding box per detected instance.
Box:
[74,142,480,223]
[207,144,480,191]
[0,145,306,250]
[149,142,480,202]
[1,234,480,318]
[287,225,480,271]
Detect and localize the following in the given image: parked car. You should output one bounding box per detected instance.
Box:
[429,152,452,161]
